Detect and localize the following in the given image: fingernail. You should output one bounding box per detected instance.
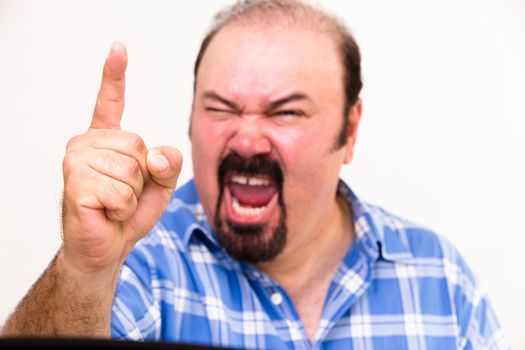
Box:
[109,42,116,57]
[109,41,122,56]
[148,152,169,172]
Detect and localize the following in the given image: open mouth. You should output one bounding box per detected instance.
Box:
[214,153,287,262]
[224,172,279,225]
[217,153,284,227]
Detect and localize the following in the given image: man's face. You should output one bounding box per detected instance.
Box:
[190,24,358,263]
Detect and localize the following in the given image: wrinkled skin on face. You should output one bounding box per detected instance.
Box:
[190,23,361,265]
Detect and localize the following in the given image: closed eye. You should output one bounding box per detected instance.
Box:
[272,110,304,117]
[205,107,237,114]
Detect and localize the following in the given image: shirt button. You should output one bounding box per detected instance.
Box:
[271,292,283,305]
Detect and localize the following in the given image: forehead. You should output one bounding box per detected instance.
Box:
[196,23,344,101]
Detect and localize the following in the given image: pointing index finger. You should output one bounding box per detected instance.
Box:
[91,42,128,129]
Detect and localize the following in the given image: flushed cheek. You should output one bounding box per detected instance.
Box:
[192,148,223,221]
[196,123,240,175]
[277,148,343,229]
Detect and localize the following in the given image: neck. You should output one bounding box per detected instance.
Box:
[258,195,353,295]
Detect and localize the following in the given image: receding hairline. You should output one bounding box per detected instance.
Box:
[209,0,350,49]
[193,1,354,79]
[219,1,341,30]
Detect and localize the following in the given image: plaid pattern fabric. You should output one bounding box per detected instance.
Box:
[111,180,508,349]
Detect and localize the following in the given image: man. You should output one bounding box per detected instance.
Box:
[1,0,507,349]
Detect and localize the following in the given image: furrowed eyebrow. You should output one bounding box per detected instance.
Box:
[267,93,310,111]
[201,91,311,112]
[202,91,241,111]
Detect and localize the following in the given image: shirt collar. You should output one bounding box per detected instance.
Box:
[338,180,414,262]
[168,179,415,263]
[163,180,218,248]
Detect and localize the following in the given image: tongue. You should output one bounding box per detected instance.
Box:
[229,183,277,207]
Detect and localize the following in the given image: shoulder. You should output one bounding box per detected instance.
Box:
[361,199,469,267]
[352,193,480,305]
[341,181,478,288]
[362,201,508,348]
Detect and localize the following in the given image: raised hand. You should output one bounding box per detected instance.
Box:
[61,42,182,277]
[1,42,182,337]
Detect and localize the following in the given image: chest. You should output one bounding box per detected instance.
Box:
[288,277,333,341]
[151,262,459,350]
[156,286,458,350]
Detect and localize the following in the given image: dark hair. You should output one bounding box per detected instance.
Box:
[193,0,362,148]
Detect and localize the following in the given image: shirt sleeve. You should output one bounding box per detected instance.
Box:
[443,241,510,350]
[460,292,509,350]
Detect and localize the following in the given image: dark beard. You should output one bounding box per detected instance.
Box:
[213,154,287,264]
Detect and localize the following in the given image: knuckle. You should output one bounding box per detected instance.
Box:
[100,151,119,170]
[62,151,79,174]
[126,158,141,177]
[127,133,146,153]
[62,154,71,172]
[66,134,83,151]
[119,184,136,204]
[103,181,134,209]
[106,209,123,221]
[74,193,93,210]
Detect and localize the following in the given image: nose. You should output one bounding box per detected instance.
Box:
[227,115,272,159]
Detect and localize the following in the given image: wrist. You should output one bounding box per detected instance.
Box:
[57,249,121,295]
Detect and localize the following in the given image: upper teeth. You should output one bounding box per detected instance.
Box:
[232,175,269,186]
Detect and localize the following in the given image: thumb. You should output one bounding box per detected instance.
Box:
[146,147,183,193]
[125,147,183,238]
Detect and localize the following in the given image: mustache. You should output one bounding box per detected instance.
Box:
[218,153,284,190]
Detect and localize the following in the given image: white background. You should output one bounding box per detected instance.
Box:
[0,0,523,347]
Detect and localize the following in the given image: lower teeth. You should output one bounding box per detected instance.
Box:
[232,197,266,217]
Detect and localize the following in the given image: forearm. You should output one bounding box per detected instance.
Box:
[1,250,118,337]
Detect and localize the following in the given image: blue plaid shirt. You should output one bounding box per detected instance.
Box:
[111,180,508,349]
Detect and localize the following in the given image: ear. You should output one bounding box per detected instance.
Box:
[343,98,363,164]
